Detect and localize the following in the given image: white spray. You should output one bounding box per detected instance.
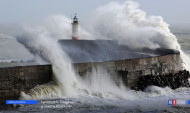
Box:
[77,66,135,99]
[17,22,78,99]
[18,1,190,100]
[89,1,190,70]
[17,18,135,100]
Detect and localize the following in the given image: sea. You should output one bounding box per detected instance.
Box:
[1,24,190,113]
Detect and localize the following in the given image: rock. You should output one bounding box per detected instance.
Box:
[133,70,190,91]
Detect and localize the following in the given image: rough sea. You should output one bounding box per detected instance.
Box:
[1,24,190,113]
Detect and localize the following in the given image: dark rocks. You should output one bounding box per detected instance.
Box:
[132,70,190,91]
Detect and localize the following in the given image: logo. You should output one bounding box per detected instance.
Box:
[168,99,176,105]
[173,99,176,105]
[188,100,190,105]
[168,99,173,105]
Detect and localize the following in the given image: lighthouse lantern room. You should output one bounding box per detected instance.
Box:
[72,14,80,40]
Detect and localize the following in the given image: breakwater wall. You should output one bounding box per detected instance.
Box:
[0,53,182,104]
[74,54,182,87]
[0,65,52,104]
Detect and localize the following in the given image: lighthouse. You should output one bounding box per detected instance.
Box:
[72,14,80,40]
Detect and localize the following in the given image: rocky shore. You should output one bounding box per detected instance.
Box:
[132,70,190,90]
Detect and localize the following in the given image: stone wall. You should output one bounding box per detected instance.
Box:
[0,65,52,104]
[73,54,182,87]
[0,53,182,104]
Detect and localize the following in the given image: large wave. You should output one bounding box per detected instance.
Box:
[88,1,190,70]
[17,1,190,100]
[17,23,78,99]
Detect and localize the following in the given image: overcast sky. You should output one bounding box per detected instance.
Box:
[0,0,189,25]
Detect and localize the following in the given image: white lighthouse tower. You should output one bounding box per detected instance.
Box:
[72,14,80,40]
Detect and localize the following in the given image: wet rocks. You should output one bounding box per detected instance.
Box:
[132,70,190,91]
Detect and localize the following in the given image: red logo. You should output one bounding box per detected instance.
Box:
[173,99,176,105]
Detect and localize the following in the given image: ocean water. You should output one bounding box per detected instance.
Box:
[1,87,190,113]
[0,24,33,63]
[0,24,190,113]
[171,25,190,53]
